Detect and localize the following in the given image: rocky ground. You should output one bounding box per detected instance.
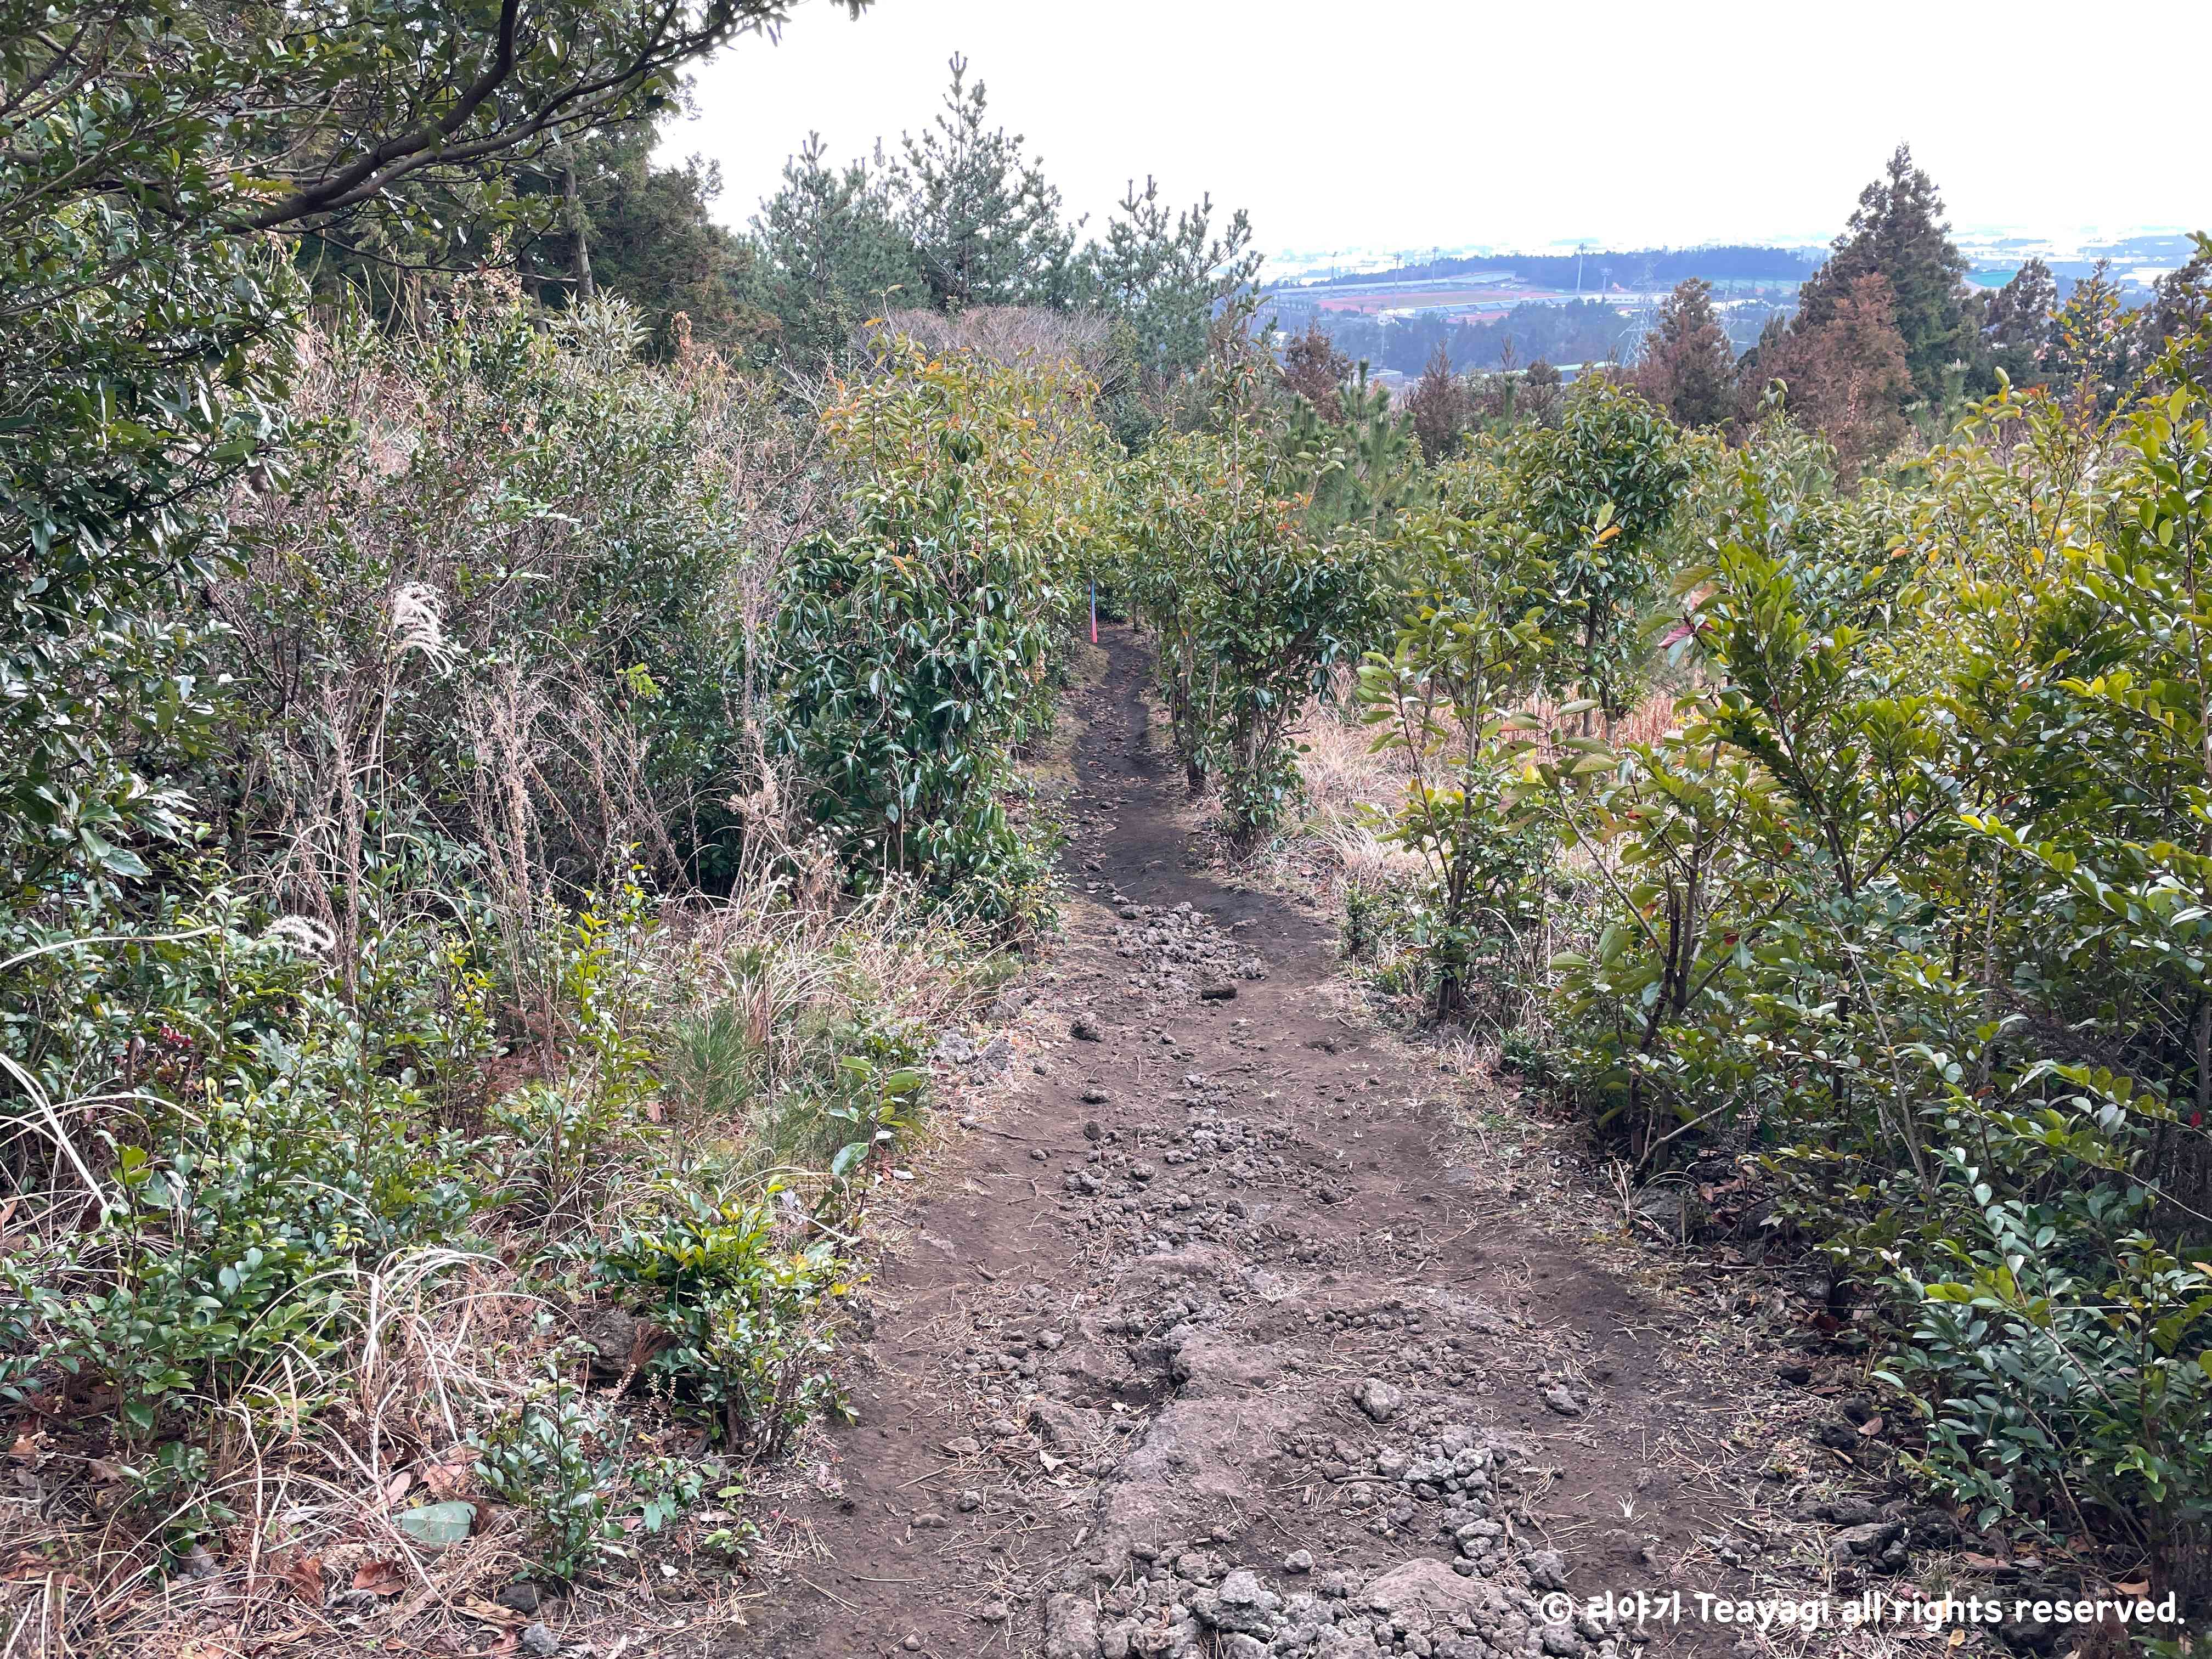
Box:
[695,628,2025,1659]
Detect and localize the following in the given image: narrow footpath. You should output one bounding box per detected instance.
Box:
[725,627,1767,1659]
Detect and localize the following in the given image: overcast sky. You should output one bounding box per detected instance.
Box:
[671,0,2211,259]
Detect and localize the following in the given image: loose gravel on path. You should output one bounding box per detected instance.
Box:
[721,628,1784,1659]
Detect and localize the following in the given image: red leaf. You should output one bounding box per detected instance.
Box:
[352,1559,405,1596]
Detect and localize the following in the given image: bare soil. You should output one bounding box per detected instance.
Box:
[707,628,1861,1659]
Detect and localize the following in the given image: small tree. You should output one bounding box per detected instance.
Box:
[1509,378,1686,718]
[1279,321,1352,409]
[893,55,1076,312]
[778,336,1109,923]
[749,135,924,358]
[1759,272,1912,481]
[1358,467,1554,1020]
[1122,359,1376,850]
[1080,177,1261,381]
[1980,256,2058,388]
[1405,341,1471,464]
[1634,279,1737,428]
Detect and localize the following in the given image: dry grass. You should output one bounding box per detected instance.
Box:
[1244,684,1683,900]
[0,864,1009,1659]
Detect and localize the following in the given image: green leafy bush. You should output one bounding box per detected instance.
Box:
[599,1194,851,1455]
[1356,461,1556,1022]
[1532,324,2212,1586]
[1121,356,1378,848]
[778,335,1110,924]
[472,1380,628,1581]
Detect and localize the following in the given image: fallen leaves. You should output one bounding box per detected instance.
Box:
[459,1595,528,1628]
[1,1551,89,1590]
[266,1546,324,1605]
[417,1454,476,1500]
[351,1558,407,1596]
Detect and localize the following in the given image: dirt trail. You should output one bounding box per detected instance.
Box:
[726,628,1764,1659]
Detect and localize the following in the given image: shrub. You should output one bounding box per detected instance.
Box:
[1121,356,1378,849]
[778,334,1110,925]
[472,1380,628,1581]
[599,1194,851,1456]
[1356,462,1556,1023]
[1534,329,2212,1587]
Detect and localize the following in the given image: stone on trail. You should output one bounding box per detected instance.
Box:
[1026,1396,1106,1450]
[930,1032,978,1066]
[1353,1376,1406,1422]
[1045,1591,1102,1658]
[1523,1549,1568,1591]
[1193,1567,1282,1636]
[1358,1558,1492,1630]
[1543,1386,1584,1417]
[1168,1332,1285,1397]
[1095,1393,1302,1559]
[1829,1519,1904,1563]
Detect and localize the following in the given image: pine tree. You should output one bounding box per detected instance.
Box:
[2129,236,2212,390]
[1761,273,1912,481]
[1280,322,1351,409]
[1405,341,1470,462]
[893,55,1076,312]
[1079,177,1260,379]
[1980,257,2058,387]
[751,134,925,358]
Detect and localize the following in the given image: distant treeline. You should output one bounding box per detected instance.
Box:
[1295,244,1820,291]
[1259,297,1792,377]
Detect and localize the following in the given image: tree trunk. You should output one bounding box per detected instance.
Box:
[563,148,595,303]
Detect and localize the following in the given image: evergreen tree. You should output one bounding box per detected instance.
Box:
[2042,262,2143,414]
[1279,322,1351,408]
[2129,236,2212,389]
[1633,278,1736,427]
[750,134,926,359]
[1733,308,1791,396]
[894,55,1077,311]
[1405,341,1470,463]
[1980,257,2058,388]
[1079,177,1259,379]
[1796,144,1973,404]
[1761,273,1912,481]
[520,124,774,354]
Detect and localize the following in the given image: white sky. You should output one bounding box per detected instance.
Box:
[670,0,2212,260]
